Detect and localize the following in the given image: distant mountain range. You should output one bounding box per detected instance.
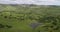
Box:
[0,4,60,7]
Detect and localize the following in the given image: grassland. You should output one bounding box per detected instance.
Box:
[0,4,60,32]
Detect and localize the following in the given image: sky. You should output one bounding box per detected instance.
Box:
[0,0,60,5]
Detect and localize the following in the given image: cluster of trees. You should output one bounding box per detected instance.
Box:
[35,15,60,32]
[0,24,12,28]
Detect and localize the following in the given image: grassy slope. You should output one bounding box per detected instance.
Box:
[0,4,60,32]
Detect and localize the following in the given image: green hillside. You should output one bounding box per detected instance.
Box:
[0,4,60,32]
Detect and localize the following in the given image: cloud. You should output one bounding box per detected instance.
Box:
[0,0,17,4]
[0,0,60,5]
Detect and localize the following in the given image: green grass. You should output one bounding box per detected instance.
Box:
[0,4,60,32]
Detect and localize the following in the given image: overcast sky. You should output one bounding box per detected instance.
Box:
[0,0,60,5]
